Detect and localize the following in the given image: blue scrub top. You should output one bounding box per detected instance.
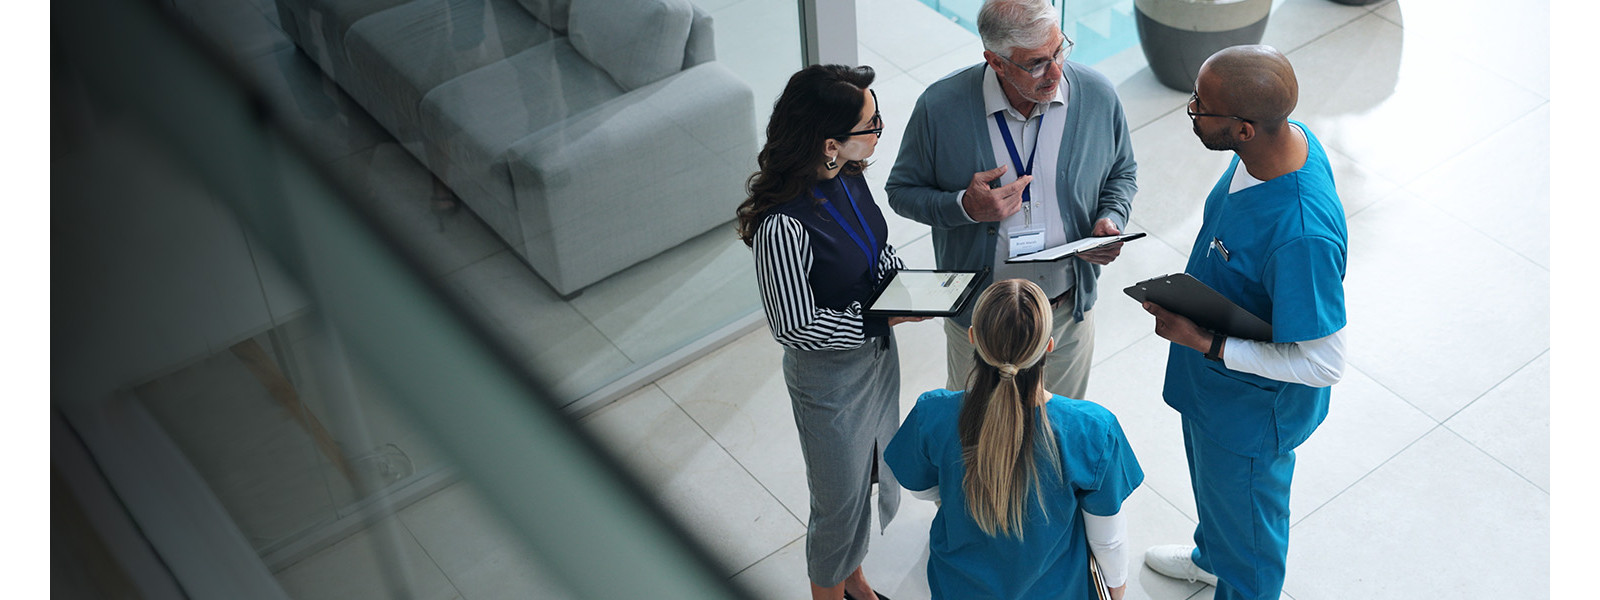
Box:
[885,389,1144,600]
[1163,121,1349,458]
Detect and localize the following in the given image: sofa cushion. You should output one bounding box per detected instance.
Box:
[419,39,623,214]
[344,0,555,145]
[512,0,571,32]
[566,0,692,91]
[274,0,409,80]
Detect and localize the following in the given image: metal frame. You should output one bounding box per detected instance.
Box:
[801,0,860,66]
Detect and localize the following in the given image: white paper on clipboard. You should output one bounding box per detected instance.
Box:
[1005,232,1146,263]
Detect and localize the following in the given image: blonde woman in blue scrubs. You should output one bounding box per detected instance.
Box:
[886,279,1143,599]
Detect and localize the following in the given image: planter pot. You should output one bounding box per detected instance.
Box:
[1135,0,1273,92]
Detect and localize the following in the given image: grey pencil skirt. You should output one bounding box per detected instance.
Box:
[781,334,903,588]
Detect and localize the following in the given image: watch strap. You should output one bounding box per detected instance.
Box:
[1205,333,1225,362]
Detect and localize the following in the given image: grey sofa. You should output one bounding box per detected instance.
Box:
[275,0,758,295]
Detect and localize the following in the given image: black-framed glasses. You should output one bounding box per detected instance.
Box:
[834,89,883,139]
[1187,92,1254,123]
[999,39,1074,79]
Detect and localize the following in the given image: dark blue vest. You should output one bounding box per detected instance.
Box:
[769,174,891,339]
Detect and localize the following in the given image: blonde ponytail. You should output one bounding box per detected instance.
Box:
[959,279,1064,538]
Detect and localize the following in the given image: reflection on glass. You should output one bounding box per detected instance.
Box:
[212,0,803,408]
[56,77,584,598]
[133,314,432,555]
[56,0,803,597]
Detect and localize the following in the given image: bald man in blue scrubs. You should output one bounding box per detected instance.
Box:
[1140,45,1349,600]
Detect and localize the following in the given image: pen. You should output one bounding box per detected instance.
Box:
[1211,237,1231,262]
[942,274,956,287]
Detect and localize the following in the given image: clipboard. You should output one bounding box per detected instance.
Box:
[1124,272,1272,341]
[1005,232,1146,264]
[863,268,987,317]
[1089,553,1112,600]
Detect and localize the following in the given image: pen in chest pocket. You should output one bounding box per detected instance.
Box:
[1209,237,1231,261]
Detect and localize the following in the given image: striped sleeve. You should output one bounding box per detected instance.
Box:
[753,214,868,351]
[876,241,905,281]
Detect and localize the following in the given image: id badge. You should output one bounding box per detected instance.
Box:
[1007,229,1046,258]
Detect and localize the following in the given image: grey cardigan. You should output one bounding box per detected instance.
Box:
[886,62,1138,325]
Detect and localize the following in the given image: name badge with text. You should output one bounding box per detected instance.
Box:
[1008,229,1046,258]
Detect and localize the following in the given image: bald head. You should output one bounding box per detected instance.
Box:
[1199,45,1298,132]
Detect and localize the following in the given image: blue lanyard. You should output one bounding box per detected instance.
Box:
[993,112,1037,207]
[816,179,879,276]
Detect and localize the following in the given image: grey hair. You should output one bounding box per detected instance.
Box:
[978,0,1060,57]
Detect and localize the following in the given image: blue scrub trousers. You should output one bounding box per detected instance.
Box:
[1183,417,1295,600]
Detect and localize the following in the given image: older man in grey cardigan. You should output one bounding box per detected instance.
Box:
[887,0,1137,399]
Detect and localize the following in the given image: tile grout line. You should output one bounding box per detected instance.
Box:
[1435,349,1551,494]
[1438,348,1549,424]
[1367,0,1548,103]
[1140,480,1202,529]
[727,533,807,580]
[1290,421,1440,528]
[1396,102,1552,272]
[395,513,470,600]
[1281,13,1540,192]
[1339,25,1547,191]
[654,383,812,545]
[1438,421,1551,496]
[1338,358,1439,430]
[1125,6,1375,136]
[1279,6,1374,58]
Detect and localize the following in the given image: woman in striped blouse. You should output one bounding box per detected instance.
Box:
[735,64,924,600]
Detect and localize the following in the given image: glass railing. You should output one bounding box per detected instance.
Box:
[53,0,796,597]
[126,0,807,413]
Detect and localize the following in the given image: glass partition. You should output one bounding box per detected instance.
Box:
[138,0,806,411]
[53,0,801,597]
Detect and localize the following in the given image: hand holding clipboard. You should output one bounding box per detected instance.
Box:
[1126,273,1271,361]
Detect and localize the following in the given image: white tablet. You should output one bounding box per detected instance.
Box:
[864,269,987,317]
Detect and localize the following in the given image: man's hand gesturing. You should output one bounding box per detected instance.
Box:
[962,165,1032,222]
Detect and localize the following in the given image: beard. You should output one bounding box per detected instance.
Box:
[1026,77,1059,102]
[1004,75,1059,106]
[1194,120,1238,152]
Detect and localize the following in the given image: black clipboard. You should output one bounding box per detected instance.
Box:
[863,268,987,317]
[1124,273,1272,341]
[1005,232,1146,264]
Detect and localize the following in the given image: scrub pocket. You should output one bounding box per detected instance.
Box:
[1189,364,1284,457]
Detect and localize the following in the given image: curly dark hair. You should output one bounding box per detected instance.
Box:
[735,64,877,247]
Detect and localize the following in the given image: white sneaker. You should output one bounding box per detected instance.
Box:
[1144,545,1218,586]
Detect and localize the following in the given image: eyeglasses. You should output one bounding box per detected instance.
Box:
[999,39,1074,79]
[1187,92,1254,123]
[834,89,883,139]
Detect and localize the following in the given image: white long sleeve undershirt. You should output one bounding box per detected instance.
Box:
[1217,127,1346,390]
[1223,328,1346,388]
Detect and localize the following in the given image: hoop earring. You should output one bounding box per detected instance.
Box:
[825,156,839,170]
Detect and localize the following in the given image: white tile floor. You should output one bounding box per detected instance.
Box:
[157,0,1554,597]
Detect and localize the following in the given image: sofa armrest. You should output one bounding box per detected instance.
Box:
[503,61,756,294]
